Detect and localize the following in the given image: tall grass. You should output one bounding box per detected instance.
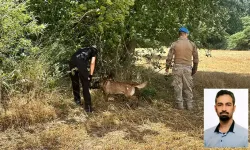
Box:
[0,56,65,131]
[1,50,250,150]
[0,97,56,131]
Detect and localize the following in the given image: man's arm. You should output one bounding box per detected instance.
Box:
[88,56,96,81]
[165,45,174,72]
[204,129,210,147]
[243,128,248,147]
[90,56,96,75]
[192,44,199,75]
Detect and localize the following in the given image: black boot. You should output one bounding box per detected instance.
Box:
[84,105,93,113]
[74,98,81,105]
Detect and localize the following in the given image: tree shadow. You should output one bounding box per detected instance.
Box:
[67,66,250,142]
[159,70,250,140]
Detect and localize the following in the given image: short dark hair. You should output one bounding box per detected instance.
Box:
[215,90,235,105]
[179,32,187,36]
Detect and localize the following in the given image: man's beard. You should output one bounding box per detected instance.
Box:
[219,112,230,122]
[219,115,230,121]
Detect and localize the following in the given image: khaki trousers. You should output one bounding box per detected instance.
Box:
[172,64,193,107]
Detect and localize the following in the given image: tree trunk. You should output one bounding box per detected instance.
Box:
[0,78,1,103]
[0,78,2,110]
[120,39,137,64]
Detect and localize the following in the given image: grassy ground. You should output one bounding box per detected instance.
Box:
[1,49,250,150]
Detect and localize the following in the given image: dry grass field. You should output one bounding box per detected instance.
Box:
[1,49,250,150]
[198,50,250,74]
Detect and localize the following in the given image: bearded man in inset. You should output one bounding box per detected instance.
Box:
[204,90,248,148]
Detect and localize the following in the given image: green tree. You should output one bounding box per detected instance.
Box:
[26,0,249,75]
[202,0,250,49]
[124,0,229,48]
[123,0,250,52]
[228,16,250,50]
[27,0,134,73]
[0,0,45,93]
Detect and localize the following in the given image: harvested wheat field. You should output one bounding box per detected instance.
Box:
[1,49,250,150]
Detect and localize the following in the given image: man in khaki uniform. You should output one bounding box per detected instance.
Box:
[165,27,199,110]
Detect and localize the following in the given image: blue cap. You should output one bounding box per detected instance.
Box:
[179,27,189,34]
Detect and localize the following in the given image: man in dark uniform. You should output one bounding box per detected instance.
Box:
[69,46,98,112]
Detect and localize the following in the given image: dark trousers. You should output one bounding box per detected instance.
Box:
[69,63,91,109]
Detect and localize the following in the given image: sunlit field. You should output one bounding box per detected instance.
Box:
[136,48,250,75]
[2,0,249,149]
[198,50,250,74]
[1,49,250,150]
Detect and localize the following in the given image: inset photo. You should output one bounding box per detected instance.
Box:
[204,89,248,148]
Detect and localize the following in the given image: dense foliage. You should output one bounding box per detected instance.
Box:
[228,16,250,50]
[0,0,249,95]
[0,0,45,94]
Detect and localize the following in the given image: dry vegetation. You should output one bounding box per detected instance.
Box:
[1,49,250,150]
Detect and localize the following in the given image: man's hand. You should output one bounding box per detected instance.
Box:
[165,68,169,74]
[191,69,196,76]
[88,75,93,82]
[192,63,198,76]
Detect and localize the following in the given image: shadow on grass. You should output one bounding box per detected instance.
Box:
[84,66,250,142]
[123,127,159,143]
